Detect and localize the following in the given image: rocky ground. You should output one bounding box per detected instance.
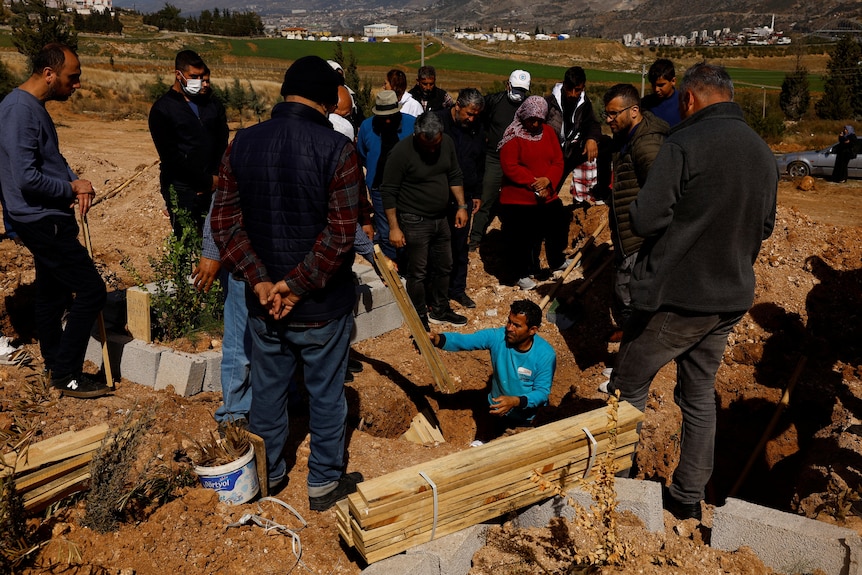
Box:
[1,107,861,574]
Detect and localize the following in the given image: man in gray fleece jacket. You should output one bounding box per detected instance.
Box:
[606,63,778,521]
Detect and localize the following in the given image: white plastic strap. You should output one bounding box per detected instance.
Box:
[582,427,598,478]
[226,496,308,562]
[419,471,439,542]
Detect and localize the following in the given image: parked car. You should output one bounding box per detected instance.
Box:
[775,144,862,179]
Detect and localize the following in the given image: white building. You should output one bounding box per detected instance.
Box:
[47,0,112,13]
[364,23,398,38]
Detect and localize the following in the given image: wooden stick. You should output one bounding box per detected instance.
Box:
[92,160,158,207]
[80,213,115,388]
[373,245,456,394]
[540,216,608,310]
[575,251,614,296]
[728,356,807,498]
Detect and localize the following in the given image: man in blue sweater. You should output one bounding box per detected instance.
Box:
[0,44,108,399]
[430,300,556,442]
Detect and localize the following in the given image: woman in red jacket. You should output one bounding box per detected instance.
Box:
[498,96,566,290]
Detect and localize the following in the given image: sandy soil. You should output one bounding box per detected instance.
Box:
[1,107,861,575]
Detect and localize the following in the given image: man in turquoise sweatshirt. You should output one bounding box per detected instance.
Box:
[430,300,556,442]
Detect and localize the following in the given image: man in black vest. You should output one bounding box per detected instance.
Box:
[212,56,363,511]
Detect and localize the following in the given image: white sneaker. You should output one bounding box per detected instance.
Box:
[602,367,613,378]
[469,440,484,447]
[553,258,581,273]
[516,277,537,290]
[598,380,610,394]
[0,336,20,365]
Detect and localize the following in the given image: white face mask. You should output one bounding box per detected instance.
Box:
[179,71,203,96]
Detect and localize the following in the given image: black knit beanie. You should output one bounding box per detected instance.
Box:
[280,55,343,107]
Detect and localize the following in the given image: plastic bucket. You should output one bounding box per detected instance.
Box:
[194,445,259,505]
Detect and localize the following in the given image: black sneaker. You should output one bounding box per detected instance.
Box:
[347,357,364,373]
[51,373,110,399]
[309,471,363,511]
[428,309,468,327]
[451,293,476,309]
[344,370,354,383]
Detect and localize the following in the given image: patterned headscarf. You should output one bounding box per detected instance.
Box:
[497,96,549,151]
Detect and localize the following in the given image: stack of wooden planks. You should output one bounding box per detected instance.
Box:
[337,401,643,564]
[2,424,109,512]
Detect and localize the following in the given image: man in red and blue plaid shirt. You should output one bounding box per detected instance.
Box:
[211,55,363,512]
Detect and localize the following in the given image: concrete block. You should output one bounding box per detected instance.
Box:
[516,478,663,533]
[199,350,223,393]
[115,337,165,388]
[359,552,439,575]
[155,351,206,397]
[712,497,862,575]
[85,332,132,374]
[355,277,398,314]
[353,302,403,342]
[406,524,489,575]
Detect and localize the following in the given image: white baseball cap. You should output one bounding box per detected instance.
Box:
[508,70,531,90]
[327,59,344,74]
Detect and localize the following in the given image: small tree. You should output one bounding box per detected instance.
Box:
[0,60,18,100]
[816,34,862,120]
[780,63,810,121]
[10,0,77,64]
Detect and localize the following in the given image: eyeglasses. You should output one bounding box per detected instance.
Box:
[601,105,635,120]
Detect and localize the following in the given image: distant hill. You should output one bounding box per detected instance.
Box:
[113,0,862,40]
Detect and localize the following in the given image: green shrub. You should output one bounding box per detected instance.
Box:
[126,188,224,342]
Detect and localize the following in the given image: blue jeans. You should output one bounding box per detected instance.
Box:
[369,187,397,261]
[399,213,453,317]
[214,273,251,424]
[11,215,106,377]
[608,308,744,504]
[247,313,352,489]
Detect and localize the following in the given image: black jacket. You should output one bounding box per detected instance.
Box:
[148,88,229,193]
[545,83,602,173]
[436,109,486,199]
[630,102,778,313]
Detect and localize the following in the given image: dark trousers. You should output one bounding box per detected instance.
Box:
[607,308,745,505]
[399,213,452,317]
[470,153,502,246]
[498,198,569,281]
[161,182,212,237]
[11,215,106,377]
[446,202,472,298]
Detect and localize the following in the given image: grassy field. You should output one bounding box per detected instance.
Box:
[0,27,826,92]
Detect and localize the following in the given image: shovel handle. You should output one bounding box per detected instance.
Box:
[80,214,116,389]
[539,216,607,310]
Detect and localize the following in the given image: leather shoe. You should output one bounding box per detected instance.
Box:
[309,471,363,511]
[664,492,702,521]
[451,293,476,309]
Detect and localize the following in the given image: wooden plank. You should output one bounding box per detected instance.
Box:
[352,404,641,509]
[373,245,456,394]
[23,468,91,513]
[354,431,639,538]
[14,452,94,494]
[401,411,445,445]
[3,424,109,475]
[126,286,152,343]
[349,451,637,563]
[247,432,268,498]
